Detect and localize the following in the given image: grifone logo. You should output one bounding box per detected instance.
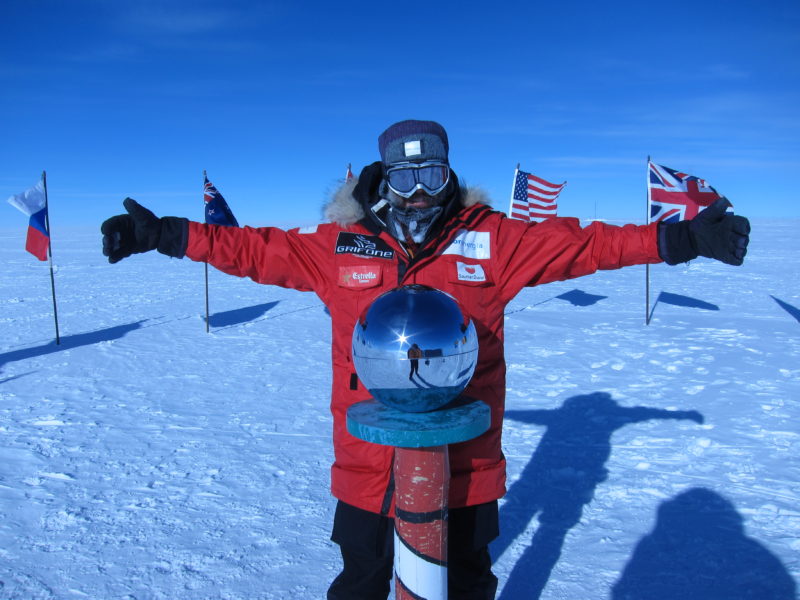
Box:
[335,233,395,259]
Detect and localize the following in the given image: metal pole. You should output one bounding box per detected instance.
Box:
[42,171,60,344]
[205,263,210,333]
[508,163,520,218]
[203,170,210,333]
[645,157,652,326]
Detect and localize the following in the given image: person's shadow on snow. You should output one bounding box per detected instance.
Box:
[612,487,797,600]
[492,392,704,600]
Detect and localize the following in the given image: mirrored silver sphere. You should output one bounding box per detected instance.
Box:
[352,285,478,412]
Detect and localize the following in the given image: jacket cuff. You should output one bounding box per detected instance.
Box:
[657,221,698,265]
[157,217,189,258]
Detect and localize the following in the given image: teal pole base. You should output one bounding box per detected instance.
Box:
[346,396,491,448]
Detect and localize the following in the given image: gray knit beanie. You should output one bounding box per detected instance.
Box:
[378,120,449,165]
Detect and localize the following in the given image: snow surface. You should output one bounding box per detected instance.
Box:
[1,219,798,599]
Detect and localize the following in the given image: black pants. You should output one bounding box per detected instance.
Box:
[409,359,420,379]
[328,500,499,600]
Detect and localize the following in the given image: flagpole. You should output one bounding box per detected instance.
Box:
[42,171,61,344]
[203,170,210,333]
[205,264,210,333]
[645,156,652,326]
[508,163,520,216]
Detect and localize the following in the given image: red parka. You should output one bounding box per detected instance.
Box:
[184,185,662,515]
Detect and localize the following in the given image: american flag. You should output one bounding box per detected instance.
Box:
[204,175,239,227]
[648,162,722,223]
[509,168,566,222]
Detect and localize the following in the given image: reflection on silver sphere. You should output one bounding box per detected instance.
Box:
[352,285,478,412]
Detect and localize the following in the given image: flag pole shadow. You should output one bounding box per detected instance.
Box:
[771,295,800,323]
[0,321,145,375]
[208,301,280,330]
[505,288,608,316]
[649,291,720,322]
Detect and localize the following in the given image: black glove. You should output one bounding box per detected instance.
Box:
[658,198,750,266]
[101,198,188,264]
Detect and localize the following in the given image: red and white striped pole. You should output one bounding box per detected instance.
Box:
[394,445,449,599]
[347,399,490,600]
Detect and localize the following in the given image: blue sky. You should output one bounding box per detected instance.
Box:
[2,0,799,229]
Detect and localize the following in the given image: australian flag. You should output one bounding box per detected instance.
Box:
[204,175,239,227]
[648,162,722,224]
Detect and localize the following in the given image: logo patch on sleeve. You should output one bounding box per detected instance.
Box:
[442,230,491,259]
[339,265,382,288]
[456,262,487,282]
[335,232,395,259]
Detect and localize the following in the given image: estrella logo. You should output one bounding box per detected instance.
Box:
[339,265,382,288]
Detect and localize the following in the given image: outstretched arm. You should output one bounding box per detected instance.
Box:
[101,198,330,294]
[622,407,704,426]
[493,197,749,302]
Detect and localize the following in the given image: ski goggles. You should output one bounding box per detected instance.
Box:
[385,161,450,198]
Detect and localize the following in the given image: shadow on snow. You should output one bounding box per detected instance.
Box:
[0,321,145,376]
[492,392,704,599]
[208,301,280,328]
[771,295,800,324]
[505,289,608,315]
[555,289,608,307]
[612,487,797,600]
[649,291,719,321]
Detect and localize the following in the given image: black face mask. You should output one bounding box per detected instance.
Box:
[387,204,444,244]
[378,179,447,244]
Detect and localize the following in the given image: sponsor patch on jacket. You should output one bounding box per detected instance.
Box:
[442,230,490,260]
[456,262,487,282]
[335,232,395,259]
[339,265,383,288]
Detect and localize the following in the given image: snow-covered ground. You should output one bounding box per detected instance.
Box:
[1,219,798,599]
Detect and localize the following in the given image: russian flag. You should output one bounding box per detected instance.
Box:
[8,180,50,261]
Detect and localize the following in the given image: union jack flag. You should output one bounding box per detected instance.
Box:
[648,162,722,223]
[508,168,566,223]
[204,175,239,227]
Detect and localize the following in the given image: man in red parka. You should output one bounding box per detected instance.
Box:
[101,120,750,599]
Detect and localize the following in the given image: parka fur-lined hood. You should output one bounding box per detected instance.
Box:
[323,168,492,227]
